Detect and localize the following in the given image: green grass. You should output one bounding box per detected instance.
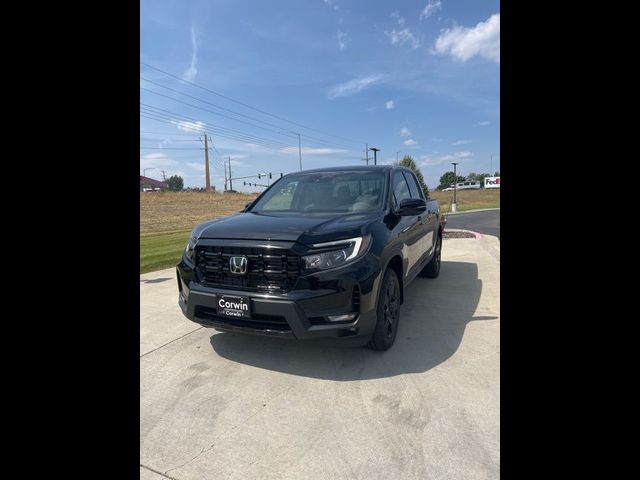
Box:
[140,230,191,274]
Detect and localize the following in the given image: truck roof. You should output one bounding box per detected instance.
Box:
[290,165,397,174]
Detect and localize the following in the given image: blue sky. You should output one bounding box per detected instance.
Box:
[140,0,500,190]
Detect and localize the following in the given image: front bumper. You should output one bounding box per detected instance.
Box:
[176,254,381,344]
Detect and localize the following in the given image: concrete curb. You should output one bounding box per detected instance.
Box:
[444,228,483,240]
[443,207,500,216]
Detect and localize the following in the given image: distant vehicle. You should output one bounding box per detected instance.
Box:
[484,177,500,189]
[442,180,481,192]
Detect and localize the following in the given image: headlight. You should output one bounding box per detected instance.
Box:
[184,236,197,263]
[302,235,371,272]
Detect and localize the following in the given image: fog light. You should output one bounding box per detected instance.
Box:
[326,313,357,322]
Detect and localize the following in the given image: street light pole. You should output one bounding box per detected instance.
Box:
[396,151,401,163]
[451,162,459,212]
[369,147,380,166]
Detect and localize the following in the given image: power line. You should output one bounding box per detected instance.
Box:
[139,146,208,150]
[140,104,293,146]
[140,76,357,150]
[140,113,289,150]
[141,76,297,135]
[140,61,366,144]
[140,107,295,150]
[141,87,302,140]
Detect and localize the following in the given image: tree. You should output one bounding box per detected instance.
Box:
[395,155,429,198]
[166,175,184,192]
[437,171,466,190]
[469,172,492,187]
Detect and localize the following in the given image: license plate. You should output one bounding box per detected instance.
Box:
[217,295,251,319]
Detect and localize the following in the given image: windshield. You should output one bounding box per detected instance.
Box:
[250,171,386,213]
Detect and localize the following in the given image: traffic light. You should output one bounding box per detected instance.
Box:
[280,172,283,178]
[269,172,272,179]
[243,181,246,186]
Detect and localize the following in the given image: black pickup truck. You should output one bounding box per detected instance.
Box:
[177,165,443,350]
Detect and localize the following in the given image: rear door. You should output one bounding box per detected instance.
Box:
[403,171,434,263]
[390,171,424,279]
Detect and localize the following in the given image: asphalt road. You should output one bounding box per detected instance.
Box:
[140,235,500,480]
[445,209,500,238]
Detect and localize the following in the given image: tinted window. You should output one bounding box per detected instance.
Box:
[258,180,298,210]
[392,171,412,206]
[403,171,424,200]
[250,171,384,213]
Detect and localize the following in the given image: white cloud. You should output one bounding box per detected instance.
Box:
[323,0,339,11]
[420,1,442,22]
[403,138,418,146]
[183,25,199,81]
[391,11,406,26]
[172,120,206,132]
[452,139,472,145]
[140,153,178,170]
[186,162,204,171]
[420,151,473,166]
[387,11,421,49]
[385,100,395,109]
[337,30,350,50]
[327,74,386,99]
[386,28,420,49]
[477,120,490,126]
[279,147,348,155]
[434,13,500,63]
[399,127,411,137]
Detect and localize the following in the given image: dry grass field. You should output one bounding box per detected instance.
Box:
[429,188,500,213]
[140,188,499,273]
[140,191,258,234]
[140,191,258,273]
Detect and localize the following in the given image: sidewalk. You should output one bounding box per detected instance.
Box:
[140,235,500,480]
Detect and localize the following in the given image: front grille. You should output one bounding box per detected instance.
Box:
[195,245,301,293]
[195,306,291,332]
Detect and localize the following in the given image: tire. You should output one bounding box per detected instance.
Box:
[420,234,442,278]
[367,268,401,351]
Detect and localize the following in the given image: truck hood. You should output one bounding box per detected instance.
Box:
[194,211,380,245]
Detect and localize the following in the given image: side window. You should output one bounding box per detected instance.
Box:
[403,171,424,200]
[392,171,412,207]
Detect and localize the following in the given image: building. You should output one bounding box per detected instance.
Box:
[140,175,168,192]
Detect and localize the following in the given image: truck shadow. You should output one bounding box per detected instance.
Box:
[209,261,497,380]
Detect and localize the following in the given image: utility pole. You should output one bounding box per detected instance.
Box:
[202,134,212,192]
[452,162,459,212]
[365,144,369,165]
[490,154,493,176]
[161,170,167,181]
[297,133,303,171]
[228,157,233,191]
[369,147,380,166]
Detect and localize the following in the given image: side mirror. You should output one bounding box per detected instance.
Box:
[396,198,426,216]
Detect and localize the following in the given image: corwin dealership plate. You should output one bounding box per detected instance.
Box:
[217,295,251,319]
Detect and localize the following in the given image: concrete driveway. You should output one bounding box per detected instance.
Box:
[140,235,500,480]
